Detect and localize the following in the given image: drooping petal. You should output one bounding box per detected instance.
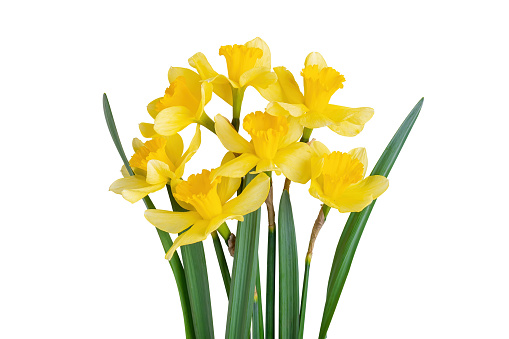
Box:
[164,133,184,166]
[139,123,158,138]
[205,214,244,235]
[348,147,368,177]
[215,114,253,154]
[216,153,242,204]
[168,67,202,99]
[164,222,209,260]
[154,106,195,136]
[175,125,201,177]
[245,37,271,69]
[132,138,144,152]
[279,116,304,149]
[146,160,175,184]
[240,67,276,89]
[110,176,166,203]
[273,66,305,104]
[144,209,202,234]
[333,175,389,212]
[299,111,335,128]
[189,53,233,105]
[266,102,308,118]
[325,104,374,137]
[304,52,328,70]
[147,98,161,119]
[254,158,278,173]
[222,173,270,216]
[310,140,331,157]
[274,142,312,184]
[210,153,260,179]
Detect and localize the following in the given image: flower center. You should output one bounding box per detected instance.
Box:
[243,111,289,160]
[219,44,263,84]
[321,152,364,199]
[174,170,223,220]
[155,76,200,114]
[130,138,175,171]
[301,65,345,111]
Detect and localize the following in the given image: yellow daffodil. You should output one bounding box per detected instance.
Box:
[145,170,270,260]
[140,67,214,137]
[188,37,277,104]
[211,111,312,184]
[109,126,201,203]
[261,52,374,137]
[309,141,389,212]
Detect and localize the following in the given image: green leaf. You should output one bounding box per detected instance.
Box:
[225,173,262,339]
[211,231,231,297]
[318,98,424,338]
[103,94,195,338]
[168,188,215,339]
[278,190,300,339]
[255,263,265,339]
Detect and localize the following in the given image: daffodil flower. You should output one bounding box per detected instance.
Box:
[211,111,312,184]
[309,141,389,212]
[261,52,374,137]
[188,37,277,105]
[144,170,270,260]
[140,67,214,137]
[109,126,201,203]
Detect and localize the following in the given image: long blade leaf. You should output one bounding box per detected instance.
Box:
[319,98,424,338]
[103,94,195,338]
[278,189,300,339]
[168,189,215,339]
[225,174,262,339]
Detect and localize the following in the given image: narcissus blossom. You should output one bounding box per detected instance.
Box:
[211,112,312,184]
[140,67,213,137]
[188,37,276,104]
[261,52,374,137]
[145,170,270,260]
[109,127,200,203]
[309,141,389,212]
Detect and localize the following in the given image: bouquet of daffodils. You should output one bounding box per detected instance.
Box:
[105,37,422,339]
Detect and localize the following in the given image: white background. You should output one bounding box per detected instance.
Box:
[1,0,508,338]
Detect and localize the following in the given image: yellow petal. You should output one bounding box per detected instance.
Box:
[299,111,335,128]
[254,158,278,173]
[175,125,201,177]
[132,138,144,152]
[188,52,233,105]
[216,153,242,204]
[211,153,260,179]
[215,114,253,154]
[164,133,184,166]
[348,147,368,177]
[144,209,201,233]
[334,175,389,212]
[165,223,209,260]
[325,105,374,137]
[222,173,270,216]
[266,102,308,118]
[310,140,331,157]
[240,67,276,89]
[154,106,195,136]
[146,160,175,184]
[245,37,271,69]
[139,123,158,138]
[147,98,161,119]
[273,66,304,104]
[274,142,312,184]
[168,67,202,99]
[110,176,166,203]
[304,52,328,70]
[279,116,303,149]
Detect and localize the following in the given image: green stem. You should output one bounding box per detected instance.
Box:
[265,182,276,339]
[252,292,260,339]
[300,127,313,143]
[199,113,216,134]
[211,231,231,297]
[232,87,245,131]
[298,205,330,339]
[255,263,265,339]
[217,222,232,243]
[103,94,195,338]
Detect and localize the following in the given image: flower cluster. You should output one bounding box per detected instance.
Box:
[110,37,388,259]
